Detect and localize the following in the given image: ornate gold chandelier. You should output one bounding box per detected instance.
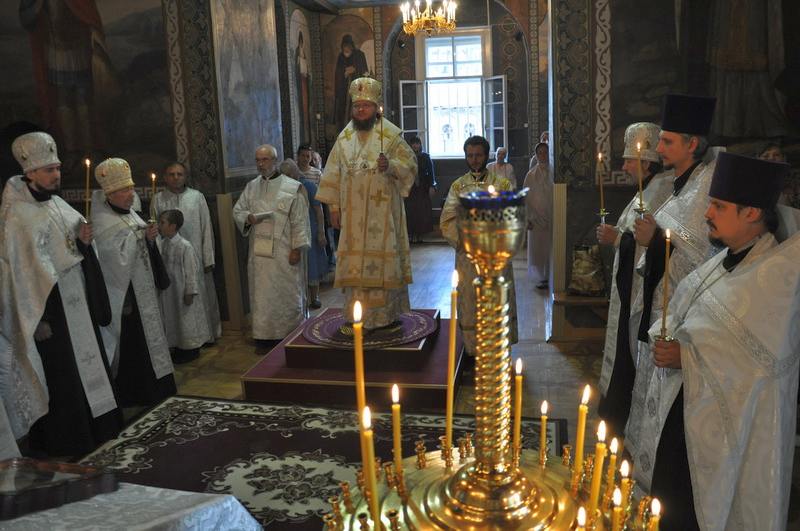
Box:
[400,0,457,36]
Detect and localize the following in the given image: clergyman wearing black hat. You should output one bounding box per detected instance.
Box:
[645,151,798,531]
[626,93,723,531]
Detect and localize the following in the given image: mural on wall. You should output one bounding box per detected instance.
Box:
[290,8,313,151]
[0,0,174,189]
[210,0,283,177]
[322,12,375,142]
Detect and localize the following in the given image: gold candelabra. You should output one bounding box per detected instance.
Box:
[323,189,660,529]
[400,0,456,36]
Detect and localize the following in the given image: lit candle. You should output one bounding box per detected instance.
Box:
[487,184,497,195]
[379,106,384,153]
[362,407,381,528]
[661,229,671,338]
[611,487,623,531]
[513,358,523,452]
[605,437,619,501]
[620,460,632,513]
[353,302,366,414]
[391,385,403,480]
[576,507,587,531]
[150,172,157,221]
[647,498,661,531]
[597,152,604,212]
[84,158,91,218]
[539,400,548,464]
[636,142,644,209]
[588,421,607,519]
[445,270,458,451]
[573,385,591,486]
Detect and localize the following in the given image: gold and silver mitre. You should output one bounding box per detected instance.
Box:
[95,158,134,195]
[11,132,60,173]
[623,122,660,162]
[349,76,382,105]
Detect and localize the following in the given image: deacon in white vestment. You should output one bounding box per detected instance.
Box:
[522,141,553,287]
[596,123,674,439]
[625,95,721,459]
[153,162,222,340]
[317,77,417,330]
[157,209,212,360]
[0,132,121,455]
[233,145,311,342]
[92,158,176,408]
[486,147,516,186]
[639,153,797,531]
[440,135,519,355]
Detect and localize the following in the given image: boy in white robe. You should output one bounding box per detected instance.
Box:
[157,209,212,363]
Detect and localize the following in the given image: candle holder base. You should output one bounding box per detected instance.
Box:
[654,334,674,343]
[597,209,610,226]
[634,206,648,219]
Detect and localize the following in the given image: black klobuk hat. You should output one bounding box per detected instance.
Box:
[709,151,789,210]
[661,94,717,136]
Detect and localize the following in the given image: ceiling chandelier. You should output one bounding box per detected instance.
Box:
[400,0,457,36]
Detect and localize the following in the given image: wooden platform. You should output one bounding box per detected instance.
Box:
[241,313,464,412]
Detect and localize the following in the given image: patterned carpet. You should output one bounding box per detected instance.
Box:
[82,396,567,529]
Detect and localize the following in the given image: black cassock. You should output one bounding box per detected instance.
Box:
[28,239,123,457]
[405,151,436,237]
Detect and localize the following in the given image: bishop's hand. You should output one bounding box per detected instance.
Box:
[653,338,681,369]
[34,321,53,342]
[377,153,389,173]
[633,214,657,247]
[145,224,158,242]
[78,221,93,245]
[596,224,619,246]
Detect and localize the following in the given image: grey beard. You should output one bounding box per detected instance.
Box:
[353,116,377,131]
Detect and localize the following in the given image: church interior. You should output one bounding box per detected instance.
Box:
[1,0,800,529]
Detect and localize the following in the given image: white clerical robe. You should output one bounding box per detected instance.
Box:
[641,230,800,531]
[440,171,519,353]
[158,233,212,350]
[154,187,221,339]
[317,118,417,328]
[91,191,173,379]
[625,158,720,457]
[522,162,554,282]
[0,178,117,439]
[233,174,311,340]
[598,171,674,399]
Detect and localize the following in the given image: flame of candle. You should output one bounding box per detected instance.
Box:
[451,270,459,289]
[666,228,671,240]
[515,358,522,375]
[610,437,619,454]
[540,400,548,415]
[392,384,399,404]
[613,487,622,507]
[597,152,602,162]
[151,172,156,182]
[597,420,606,442]
[651,498,661,516]
[84,158,91,167]
[363,406,372,430]
[379,106,383,114]
[353,301,362,323]
[577,507,586,526]
[581,384,591,405]
[621,459,630,478]
[637,142,641,152]
[487,184,496,194]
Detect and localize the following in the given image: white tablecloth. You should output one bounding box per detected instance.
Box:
[2,482,261,530]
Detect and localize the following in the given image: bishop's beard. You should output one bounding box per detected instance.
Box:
[353,115,377,131]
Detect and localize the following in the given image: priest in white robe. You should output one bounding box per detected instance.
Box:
[441,135,519,355]
[153,162,221,340]
[625,95,721,459]
[638,152,797,531]
[522,141,554,288]
[0,132,121,455]
[233,145,311,344]
[317,77,417,330]
[596,122,674,440]
[92,158,176,408]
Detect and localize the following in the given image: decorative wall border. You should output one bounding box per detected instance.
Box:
[373,7,384,103]
[594,0,611,172]
[549,0,592,184]
[163,0,189,167]
[528,0,539,154]
[276,0,294,158]
[285,2,298,155]
[310,12,325,155]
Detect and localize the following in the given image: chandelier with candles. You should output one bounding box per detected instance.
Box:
[400,0,457,36]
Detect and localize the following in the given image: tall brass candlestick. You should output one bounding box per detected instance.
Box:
[84,158,91,218]
[636,142,644,209]
[661,229,671,337]
[445,270,458,451]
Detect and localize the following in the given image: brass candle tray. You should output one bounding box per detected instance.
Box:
[0,458,118,520]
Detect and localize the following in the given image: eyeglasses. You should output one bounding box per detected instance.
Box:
[352,103,374,111]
